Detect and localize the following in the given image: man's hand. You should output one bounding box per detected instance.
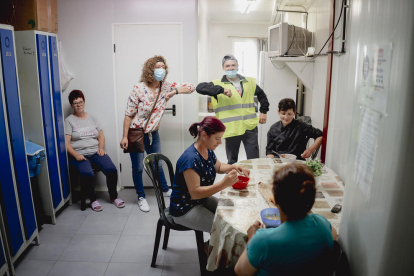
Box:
[223,89,232,98]
[301,149,312,159]
[266,154,275,158]
[76,154,86,161]
[247,221,262,241]
[97,149,106,156]
[259,113,267,124]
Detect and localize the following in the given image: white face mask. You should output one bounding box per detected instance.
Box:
[154,68,166,81]
[224,70,238,78]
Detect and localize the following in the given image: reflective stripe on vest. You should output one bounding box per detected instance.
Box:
[214,104,241,113]
[220,114,257,123]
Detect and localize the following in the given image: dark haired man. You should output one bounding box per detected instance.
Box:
[266,98,322,160]
[196,54,270,164]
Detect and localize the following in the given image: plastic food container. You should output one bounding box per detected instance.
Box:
[280,154,297,163]
[232,175,249,189]
[260,208,281,228]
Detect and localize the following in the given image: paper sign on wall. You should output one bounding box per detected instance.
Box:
[359,43,392,115]
[354,106,380,198]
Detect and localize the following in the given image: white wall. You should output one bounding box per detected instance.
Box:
[208,22,268,81]
[57,0,198,190]
[326,0,414,275]
[305,0,331,131]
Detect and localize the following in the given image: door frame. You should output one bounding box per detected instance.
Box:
[112,22,184,187]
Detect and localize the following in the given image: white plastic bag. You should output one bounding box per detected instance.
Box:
[58,40,74,92]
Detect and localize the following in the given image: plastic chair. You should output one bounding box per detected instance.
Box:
[297,115,320,160]
[143,153,208,275]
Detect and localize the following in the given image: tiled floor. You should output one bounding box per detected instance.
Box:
[14,143,247,276]
[14,188,208,276]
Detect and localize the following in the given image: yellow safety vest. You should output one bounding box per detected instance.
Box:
[212,76,259,138]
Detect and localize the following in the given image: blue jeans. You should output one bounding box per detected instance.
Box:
[70,153,118,201]
[129,130,169,198]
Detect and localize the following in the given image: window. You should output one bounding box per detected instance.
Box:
[233,39,258,79]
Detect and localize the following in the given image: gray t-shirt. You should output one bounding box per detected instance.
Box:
[230,77,242,96]
[64,114,102,156]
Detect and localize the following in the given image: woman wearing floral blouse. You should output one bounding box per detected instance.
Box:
[120,55,195,212]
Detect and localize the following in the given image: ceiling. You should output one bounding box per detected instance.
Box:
[202,0,316,23]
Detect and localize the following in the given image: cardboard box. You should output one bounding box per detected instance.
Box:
[0,0,58,33]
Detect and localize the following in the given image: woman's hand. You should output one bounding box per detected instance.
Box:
[97,149,106,156]
[76,154,86,161]
[165,91,175,101]
[266,154,275,158]
[301,149,312,159]
[234,165,250,177]
[120,137,128,149]
[222,169,238,188]
[247,221,262,241]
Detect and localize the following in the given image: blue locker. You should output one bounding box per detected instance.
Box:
[0,83,24,256]
[36,34,62,208]
[48,35,70,199]
[0,28,37,239]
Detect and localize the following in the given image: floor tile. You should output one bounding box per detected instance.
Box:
[122,212,160,236]
[59,234,119,262]
[161,264,201,276]
[48,261,108,276]
[110,235,165,264]
[14,259,55,276]
[77,213,129,235]
[22,232,73,261]
[163,235,200,264]
[105,262,163,276]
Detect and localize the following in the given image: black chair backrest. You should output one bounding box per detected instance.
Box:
[143,153,175,222]
[297,115,312,125]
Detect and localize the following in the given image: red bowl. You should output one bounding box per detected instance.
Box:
[232,175,250,189]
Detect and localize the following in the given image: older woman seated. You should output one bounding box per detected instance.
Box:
[65,90,124,211]
[234,163,337,276]
[169,116,250,233]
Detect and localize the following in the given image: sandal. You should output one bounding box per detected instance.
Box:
[91,200,103,212]
[111,198,125,208]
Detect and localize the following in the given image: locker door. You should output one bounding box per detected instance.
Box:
[48,35,70,199]
[36,34,62,208]
[0,235,5,271]
[0,84,23,256]
[0,29,37,239]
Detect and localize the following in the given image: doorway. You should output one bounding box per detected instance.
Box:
[113,23,183,187]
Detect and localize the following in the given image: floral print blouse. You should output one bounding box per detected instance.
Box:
[125,81,195,133]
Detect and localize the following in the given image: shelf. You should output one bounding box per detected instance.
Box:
[269,56,314,90]
[269,56,314,62]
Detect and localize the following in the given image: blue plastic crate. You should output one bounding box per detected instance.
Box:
[25,141,45,177]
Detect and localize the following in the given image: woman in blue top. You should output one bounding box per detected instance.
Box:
[234,163,337,276]
[170,116,250,233]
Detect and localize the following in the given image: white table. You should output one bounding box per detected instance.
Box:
[206,158,345,271]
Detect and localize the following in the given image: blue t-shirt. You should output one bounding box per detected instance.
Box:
[247,213,333,276]
[169,143,217,217]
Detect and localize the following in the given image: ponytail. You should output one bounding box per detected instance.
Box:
[189,122,200,138]
[188,116,226,140]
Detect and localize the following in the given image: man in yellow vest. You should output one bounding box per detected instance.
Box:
[196,54,269,164]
